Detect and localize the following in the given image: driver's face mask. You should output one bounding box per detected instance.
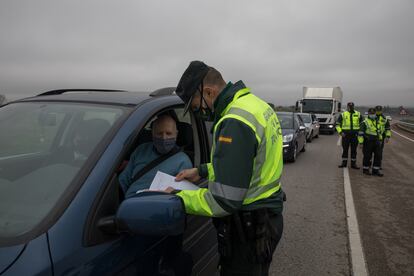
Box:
[153,137,176,154]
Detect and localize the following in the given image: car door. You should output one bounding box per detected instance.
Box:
[52,101,217,276]
[294,115,306,150]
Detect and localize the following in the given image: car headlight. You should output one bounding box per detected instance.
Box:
[283,134,294,143]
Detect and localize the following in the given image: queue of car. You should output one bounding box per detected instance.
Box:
[276,111,322,163]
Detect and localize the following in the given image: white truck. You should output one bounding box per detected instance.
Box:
[296,87,343,134]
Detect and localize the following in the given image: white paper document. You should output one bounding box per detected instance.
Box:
[137,171,200,193]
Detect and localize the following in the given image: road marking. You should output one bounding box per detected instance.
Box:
[343,167,369,276]
[392,129,414,143]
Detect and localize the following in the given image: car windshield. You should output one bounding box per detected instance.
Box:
[0,102,127,238]
[302,99,333,114]
[299,114,311,123]
[277,114,294,129]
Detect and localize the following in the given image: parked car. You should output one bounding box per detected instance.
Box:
[0,89,218,275]
[297,113,320,142]
[276,112,307,162]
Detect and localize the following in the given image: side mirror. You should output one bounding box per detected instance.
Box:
[116,192,186,236]
[295,101,299,111]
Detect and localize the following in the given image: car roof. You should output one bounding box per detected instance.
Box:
[12,88,179,106]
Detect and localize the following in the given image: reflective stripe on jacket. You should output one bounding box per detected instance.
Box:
[177,86,284,217]
[358,117,382,143]
[336,111,362,133]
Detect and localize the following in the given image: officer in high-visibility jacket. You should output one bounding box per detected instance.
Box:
[375,105,391,170]
[336,102,363,169]
[169,61,285,275]
[358,108,384,176]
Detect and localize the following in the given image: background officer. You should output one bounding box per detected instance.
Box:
[375,105,391,171]
[358,108,384,176]
[336,102,363,169]
[170,60,285,275]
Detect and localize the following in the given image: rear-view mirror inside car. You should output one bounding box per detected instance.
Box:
[115,192,186,236]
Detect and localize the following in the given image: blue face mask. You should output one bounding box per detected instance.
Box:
[153,137,177,154]
[368,115,376,120]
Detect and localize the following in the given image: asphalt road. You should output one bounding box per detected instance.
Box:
[269,127,414,276]
[349,126,414,275]
[270,134,350,276]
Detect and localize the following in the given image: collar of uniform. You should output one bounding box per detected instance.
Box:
[213,80,247,122]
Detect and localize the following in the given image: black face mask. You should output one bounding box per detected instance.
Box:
[194,86,214,122]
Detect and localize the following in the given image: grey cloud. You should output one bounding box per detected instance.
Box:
[0,0,413,105]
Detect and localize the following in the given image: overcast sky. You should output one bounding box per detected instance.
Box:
[0,0,413,106]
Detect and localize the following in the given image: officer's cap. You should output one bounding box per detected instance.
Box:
[375,105,383,111]
[368,108,376,114]
[347,102,355,107]
[176,61,210,114]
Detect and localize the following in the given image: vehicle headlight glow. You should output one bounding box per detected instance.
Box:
[283,133,294,143]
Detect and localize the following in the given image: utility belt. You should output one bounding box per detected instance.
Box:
[213,208,279,264]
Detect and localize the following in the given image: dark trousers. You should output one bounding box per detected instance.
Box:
[378,140,385,168]
[218,213,283,276]
[342,132,359,162]
[363,139,381,170]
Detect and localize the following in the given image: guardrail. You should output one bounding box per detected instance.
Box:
[396,120,414,134]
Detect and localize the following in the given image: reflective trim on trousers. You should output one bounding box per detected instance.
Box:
[363,166,370,169]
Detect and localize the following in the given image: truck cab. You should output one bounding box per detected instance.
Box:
[296,87,343,134]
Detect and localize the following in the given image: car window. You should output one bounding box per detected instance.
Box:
[276,114,294,129]
[0,102,127,239]
[299,114,311,123]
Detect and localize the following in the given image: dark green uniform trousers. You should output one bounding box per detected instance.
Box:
[218,212,283,276]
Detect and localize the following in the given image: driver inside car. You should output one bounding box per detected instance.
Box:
[118,114,193,198]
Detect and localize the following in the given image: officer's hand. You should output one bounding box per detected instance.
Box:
[385,138,390,143]
[176,168,200,183]
[341,132,346,138]
[164,187,175,193]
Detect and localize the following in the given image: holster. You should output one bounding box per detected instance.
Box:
[213,217,232,259]
[214,209,277,264]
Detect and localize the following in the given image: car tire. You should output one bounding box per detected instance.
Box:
[307,132,313,143]
[315,132,319,138]
[289,144,297,162]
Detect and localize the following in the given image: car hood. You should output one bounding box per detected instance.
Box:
[281,129,294,136]
[0,244,25,273]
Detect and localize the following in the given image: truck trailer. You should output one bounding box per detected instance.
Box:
[296,87,343,134]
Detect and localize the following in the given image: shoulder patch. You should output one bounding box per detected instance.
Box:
[218,136,233,144]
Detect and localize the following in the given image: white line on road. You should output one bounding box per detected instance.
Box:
[343,167,368,276]
[392,129,414,143]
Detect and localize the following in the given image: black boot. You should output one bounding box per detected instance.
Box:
[351,161,360,170]
[372,170,384,177]
[338,160,347,168]
[363,169,371,175]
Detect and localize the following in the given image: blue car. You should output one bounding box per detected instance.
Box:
[0,89,218,275]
